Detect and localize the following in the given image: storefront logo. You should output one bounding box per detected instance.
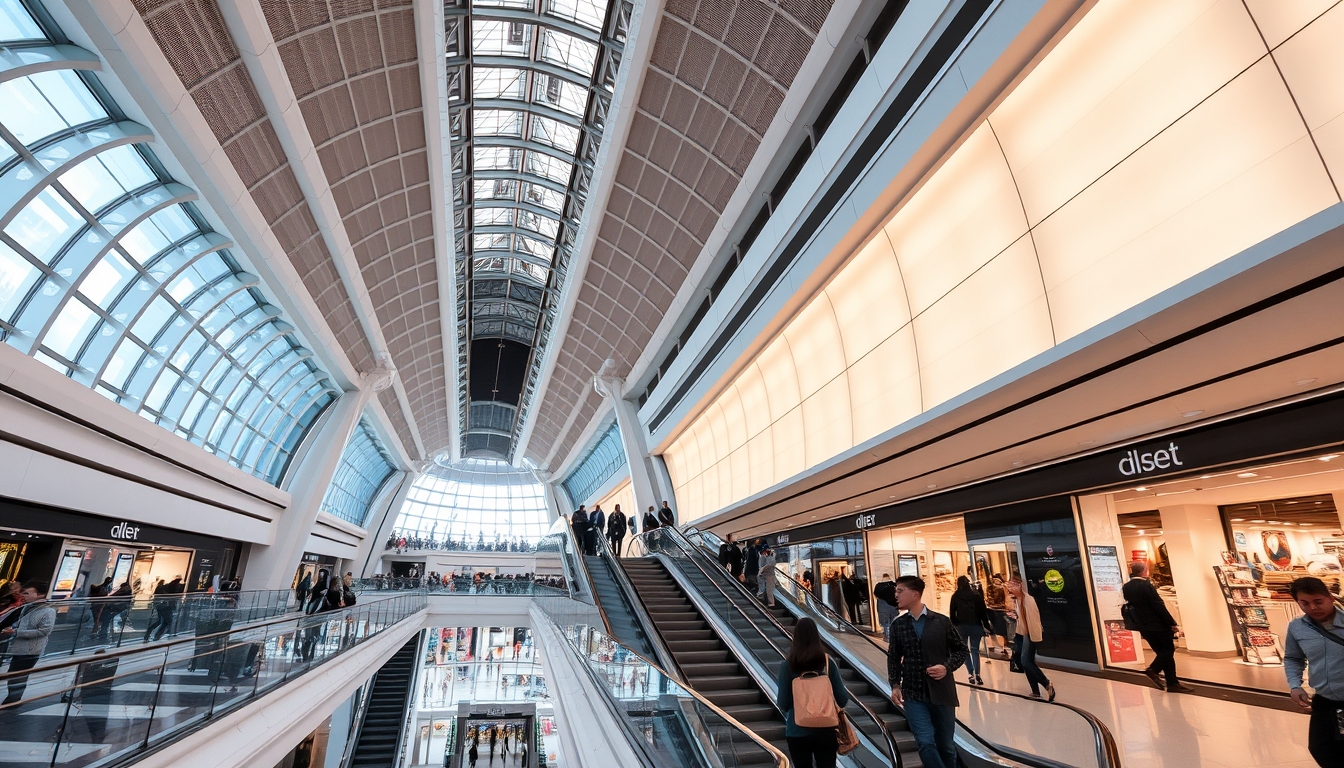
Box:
[855,513,876,529]
[777,534,789,544]
[1044,569,1065,593]
[110,522,141,541]
[1117,442,1183,476]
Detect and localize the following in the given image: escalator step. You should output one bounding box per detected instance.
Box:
[689,675,757,691]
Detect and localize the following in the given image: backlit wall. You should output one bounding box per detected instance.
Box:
[664,0,1344,524]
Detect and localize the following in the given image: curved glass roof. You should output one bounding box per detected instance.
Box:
[560,420,623,507]
[320,419,397,528]
[0,0,338,484]
[392,457,552,544]
[446,0,632,459]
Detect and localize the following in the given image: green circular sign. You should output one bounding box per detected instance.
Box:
[1044,569,1065,593]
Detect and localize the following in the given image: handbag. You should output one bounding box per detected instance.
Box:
[835,709,859,755]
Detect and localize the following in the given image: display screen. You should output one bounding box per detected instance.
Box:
[54,550,83,592]
[897,554,920,577]
[111,553,133,590]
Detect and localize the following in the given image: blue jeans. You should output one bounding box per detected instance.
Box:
[1014,634,1051,696]
[903,698,957,768]
[957,624,984,676]
[878,603,898,642]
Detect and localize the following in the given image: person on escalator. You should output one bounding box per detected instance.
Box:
[949,576,990,685]
[744,539,762,593]
[607,504,628,557]
[759,546,777,607]
[887,575,967,768]
[873,574,899,642]
[718,534,744,580]
[590,505,606,556]
[571,506,593,556]
[776,617,849,768]
[658,501,676,528]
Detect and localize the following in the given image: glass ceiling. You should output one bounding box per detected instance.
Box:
[392,457,553,544]
[0,0,338,485]
[445,0,632,460]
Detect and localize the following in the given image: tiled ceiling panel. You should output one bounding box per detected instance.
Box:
[131,0,427,444]
[259,0,453,456]
[524,0,833,467]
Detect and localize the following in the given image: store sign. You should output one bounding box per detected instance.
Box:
[1116,442,1184,476]
[776,533,789,544]
[110,522,142,541]
[855,513,876,529]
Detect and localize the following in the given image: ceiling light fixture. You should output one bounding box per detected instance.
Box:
[1182,410,1204,418]
[1237,472,1258,478]
[1079,440,1096,446]
[1252,519,1266,524]
[1012,461,1023,467]
[927,484,938,489]
[1138,530,1146,535]
[1231,518,1244,522]
[1135,486,1148,491]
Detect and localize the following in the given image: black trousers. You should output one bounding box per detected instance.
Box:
[1140,629,1178,688]
[608,532,624,557]
[3,654,39,704]
[1311,695,1344,768]
[786,731,838,768]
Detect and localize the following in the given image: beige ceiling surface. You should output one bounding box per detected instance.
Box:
[524,0,835,468]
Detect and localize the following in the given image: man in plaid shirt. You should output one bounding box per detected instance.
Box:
[887,575,968,768]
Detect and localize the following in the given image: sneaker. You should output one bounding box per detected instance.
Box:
[1143,670,1163,689]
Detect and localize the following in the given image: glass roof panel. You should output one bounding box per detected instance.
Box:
[523,152,572,184]
[521,182,564,213]
[472,67,528,100]
[474,146,520,171]
[529,115,579,153]
[533,72,588,116]
[472,19,532,58]
[473,109,524,138]
[545,0,608,31]
[539,29,598,75]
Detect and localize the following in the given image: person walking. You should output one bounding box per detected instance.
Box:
[984,574,1010,657]
[1121,561,1192,693]
[887,575,967,768]
[658,501,675,528]
[148,576,184,641]
[306,569,330,615]
[607,504,628,558]
[571,506,594,556]
[468,741,479,768]
[1285,576,1344,767]
[841,573,863,625]
[1007,577,1056,701]
[873,573,899,643]
[759,545,778,607]
[744,539,762,593]
[775,617,849,768]
[295,571,312,611]
[825,572,848,620]
[718,534,744,580]
[589,506,606,556]
[949,576,990,685]
[1,581,56,704]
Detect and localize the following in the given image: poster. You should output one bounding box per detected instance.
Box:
[1104,620,1140,663]
[54,550,83,592]
[897,554,919,578]
[1087,546,1124,593]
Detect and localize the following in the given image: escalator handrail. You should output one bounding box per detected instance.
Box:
[592,523,689,683]
[541,610,791,768]
[536,531,582,600]
[638,527,902,768]
[338,674,375,768]
[687,529,1122,768]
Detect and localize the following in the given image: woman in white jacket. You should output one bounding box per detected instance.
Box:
[758,547,777,607]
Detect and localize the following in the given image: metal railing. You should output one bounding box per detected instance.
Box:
[534,603,789,768]
[637,526,903,768]
[0,592,426,768]
[686,529,1122,768]
[591,522,685,679]
[0,589,294,662]
[349,577,568,596]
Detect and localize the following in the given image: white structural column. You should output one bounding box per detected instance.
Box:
[245,367,396,589]
[1158,505,1238,655]
[593,360,661,520]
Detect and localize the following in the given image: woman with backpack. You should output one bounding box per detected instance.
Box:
[949,576,990,685]
[775,617,850,768]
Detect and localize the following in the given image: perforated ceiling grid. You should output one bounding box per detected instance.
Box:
[133,0,423,459]
[259,0,452,456]
[524,0,832,468]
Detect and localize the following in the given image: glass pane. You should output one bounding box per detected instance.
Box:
[0,239,39,320]
[473,67,527,100]
[131,295,174,343]
[57,145,154,212]
[539,30,598,75]
[80,250,138,309]
[0,0,44,42]
[44,297,99,360]
[5,186,85,264]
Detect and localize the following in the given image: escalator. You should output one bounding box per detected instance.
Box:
[584,552,659,659]
[623,558,788,763]
[348,635,420,768]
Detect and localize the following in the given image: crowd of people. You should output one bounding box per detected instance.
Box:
[569,500,676,557]
[293,569,358,614]
[385,532,537,554]
[361,570,567,594]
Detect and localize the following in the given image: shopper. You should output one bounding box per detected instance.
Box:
[571,506,593,556]
[718,534,744,579]
[775,617,849,768]
[949,576,990,685]
[607,504,628,557]
[887,575,966,768]
[1122,561,1193,693]
[148,575,184,641]
[589,506,606,556]
[1006,577,1056,701]
[1,581,56,704]
[1285,576,1344,767]
[306,569,330,615]
[658,501,675,528]
[745,538,762,593]
[825,572,847,620]
[873,573,899,642]
[841,573,863,625]
[983,574,1010,657]
[295,572,311,611]
[759,545,778,607]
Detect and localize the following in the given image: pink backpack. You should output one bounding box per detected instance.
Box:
[791,655,839,728]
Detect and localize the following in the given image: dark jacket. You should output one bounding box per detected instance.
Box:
[607,510,627,537]
[658,505,675,527]
[718,542,744,575]
[873,580,898,607]
[775,657,850,737]
[1122,577,1176,633]
[642,511,660,531]
[887,607,968,707]
[840,575,862,607]
[591,508,606,532]
[949,587,989,628]
[745,545,761,576]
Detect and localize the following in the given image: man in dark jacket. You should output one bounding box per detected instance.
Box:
[571,506,593,556]
[1122,561,1193,692]
[887,575,967,768]
[744,539,761,592]
[589,506,606,556]
[658,501,675,528]
[607,505,628,557]
[718,534,743,579]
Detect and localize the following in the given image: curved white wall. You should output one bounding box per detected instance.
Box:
[665,0,1344,524]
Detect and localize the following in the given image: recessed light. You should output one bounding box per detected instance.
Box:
[889,495,896,499]
[810,515,817,519]
[1297,378,1318,386]
[1237,472,1258,478]
[1301,523,1313,527]
[926,484,937,489]
[1283,522,1296,526]
[1122,524,1137,528]
[1231,518,1244,522]
[1252,519,1266,524]
[1200,474,1215,479]
[855,505,862,508]
[1182,410,1204,418]
[1079,440,1095,446]
[1320,455,1339,462]
[1135,486,1148,491]
[1138,530,1146,535]
[1012,461,1023,467]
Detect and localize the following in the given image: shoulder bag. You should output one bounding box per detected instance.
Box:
[836,709,859,754]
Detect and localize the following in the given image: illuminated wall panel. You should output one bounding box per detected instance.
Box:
[663,0,1344,524]
[595,478,636,522]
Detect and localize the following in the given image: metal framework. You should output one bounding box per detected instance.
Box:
[446,0,633,460]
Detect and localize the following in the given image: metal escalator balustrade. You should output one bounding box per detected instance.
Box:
[634,527,903,768]
[344,635,421,768]
[689,528,1122,768]
[533,601,789,768]
[0,592,426,768]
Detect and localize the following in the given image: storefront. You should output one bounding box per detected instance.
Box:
[762,389,1344,693]
[773,533,871,628]
[291,552,339,594]
[0,498,239,596]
